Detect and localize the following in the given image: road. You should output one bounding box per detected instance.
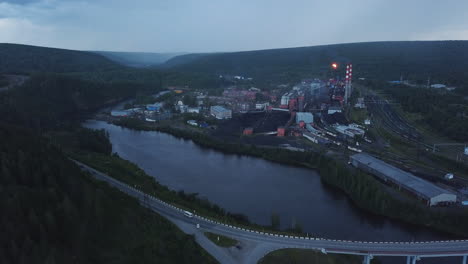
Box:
[75,160,468,264]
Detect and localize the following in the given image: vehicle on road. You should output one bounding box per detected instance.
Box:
[183,210,194,218]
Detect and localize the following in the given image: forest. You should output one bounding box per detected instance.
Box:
[0,123,216,264]
[364,79,468,141]
[0,73,160,130]
[0,45,217,263]
[0,43,120,74]
[164,40,468,88]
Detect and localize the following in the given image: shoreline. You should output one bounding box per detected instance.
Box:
[92,117,468,238]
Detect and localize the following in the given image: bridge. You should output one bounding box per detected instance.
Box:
[75,160,468,264]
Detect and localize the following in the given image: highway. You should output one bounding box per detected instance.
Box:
[75,160,468,264]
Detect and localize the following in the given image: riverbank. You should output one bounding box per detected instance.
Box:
[72,149,305,236]
[110,117,468,238]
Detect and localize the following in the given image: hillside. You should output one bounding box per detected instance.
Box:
[94,51,185,67]
[0,123,216,264]
[0,73,160,130]
[0,43,120,74]
[164,41,468,86]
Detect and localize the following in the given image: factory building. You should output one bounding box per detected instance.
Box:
[210,106,232,119]
[296,112,314,125]
[280,93,291,108]
[187,107,200,113]
[111,110,129,117]
[255,102,269,110]
[146,103,163,111]
[350,153,457,206]
[328,106,342,114]
[334,124,365,138]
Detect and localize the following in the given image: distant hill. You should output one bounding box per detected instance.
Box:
[0,43,120,74]
[94,51,186,67]
[161,53,212,68]
[163,41,468,85]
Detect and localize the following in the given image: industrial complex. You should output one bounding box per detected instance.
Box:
[104,61,468,208]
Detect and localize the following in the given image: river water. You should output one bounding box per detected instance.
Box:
[84,120,464,264]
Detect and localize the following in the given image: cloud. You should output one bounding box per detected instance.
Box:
[0,17,55,45]
[411,29,468,41]
[0,0,38,5]
[0,0,467,52]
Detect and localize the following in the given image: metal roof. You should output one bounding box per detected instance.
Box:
[351,153,453,199]
[211,105,230,112]
[296,112,314,124]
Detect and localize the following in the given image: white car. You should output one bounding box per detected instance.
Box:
[183,210,194,218]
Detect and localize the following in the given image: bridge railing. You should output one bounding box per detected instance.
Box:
[79,160,468,250]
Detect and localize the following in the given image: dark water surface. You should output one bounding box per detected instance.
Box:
[84,120,464,264]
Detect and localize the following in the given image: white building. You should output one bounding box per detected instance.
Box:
[335,125,365,138]
[280,93,291,106]
[210,106,232,119]
[255,103,269,110]
[430,84,447,89]
[187,107,200,114]
[296,112,314,124]
[328,106,342,114]
[187,120,198,126]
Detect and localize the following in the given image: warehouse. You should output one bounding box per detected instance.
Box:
[210,105,232,119]
[111,110,129,117]
[350,153,457,206]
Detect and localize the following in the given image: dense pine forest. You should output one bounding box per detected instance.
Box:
[0,44,120,74]
[0,44,217,263]
[164,41,468,90]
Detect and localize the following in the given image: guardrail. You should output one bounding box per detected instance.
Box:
[78,159,468,259]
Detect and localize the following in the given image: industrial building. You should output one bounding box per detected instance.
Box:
[146,103,163,111]
[296,112,314,124]
[210,106,232,119]
[187,107,200,113]
[111,110,129,117]
[280,93,291,108]
[350,153,457,206]
[334,124,365,138]
[328,106,342,114]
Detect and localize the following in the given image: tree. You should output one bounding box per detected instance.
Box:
[183,94,197,107]
[271,212,280,230]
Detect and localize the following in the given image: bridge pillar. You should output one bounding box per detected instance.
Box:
[362,255,373,264]
[463,255,467,264]
[406,256,419,264]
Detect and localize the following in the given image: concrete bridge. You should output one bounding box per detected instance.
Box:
[76,160,468,264]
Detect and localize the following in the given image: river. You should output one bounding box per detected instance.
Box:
[84,120,464,264]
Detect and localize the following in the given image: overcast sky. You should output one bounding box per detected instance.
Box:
[0,0,467,53]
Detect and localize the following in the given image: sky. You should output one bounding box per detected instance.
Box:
[0,0,468,53]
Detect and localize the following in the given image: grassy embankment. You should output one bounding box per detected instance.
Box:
[204,232,238,248]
